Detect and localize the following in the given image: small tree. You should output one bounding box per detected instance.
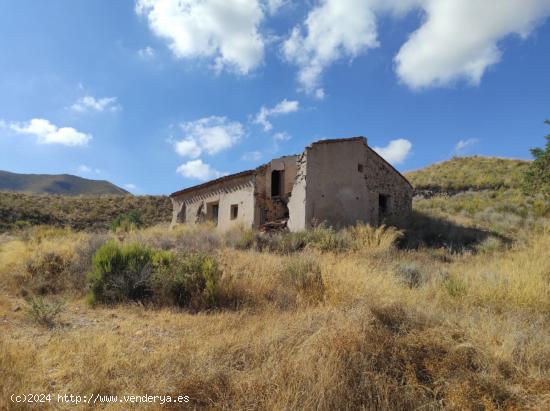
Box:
[523,120,550,200]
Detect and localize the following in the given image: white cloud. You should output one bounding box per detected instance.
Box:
[174,138,202,158]
[242,150,262,161]
[394,0,550,89]
[8,118,91,146]
[254,99,299,131]
[273,131,291,141]
[454,138,479,154]
[176,159,223,180]
[373,138,412,164]
[78,164,102,174]
[281,0,379,95]
[136,0,265,74]
[71,96,121,113]
[175,116,244,158]
[138,46,155,59]
[283,0,550,92]
[124,183,137,190]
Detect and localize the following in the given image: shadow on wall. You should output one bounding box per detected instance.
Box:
[398,211,511,252]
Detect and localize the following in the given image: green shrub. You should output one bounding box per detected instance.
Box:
[25,296,65,328]
[110,211,144,233]
[87,241,156,305]
[153,253,221,310]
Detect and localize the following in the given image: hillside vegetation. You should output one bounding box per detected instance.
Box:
[0,192,172,231]
[406,156,549,237]
[405,156,530,191]
[1,156,549,410]
[0,170,129,196]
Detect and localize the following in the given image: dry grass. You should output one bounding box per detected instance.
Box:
[1,217,550,409]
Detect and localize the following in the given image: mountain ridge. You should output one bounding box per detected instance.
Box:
[0,170,130,196]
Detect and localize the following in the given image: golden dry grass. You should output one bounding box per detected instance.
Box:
[1,219,550,410]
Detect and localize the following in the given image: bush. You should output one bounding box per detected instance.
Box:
[86,241,222,310]
[153,253,221,310]
[87,241,157,305]
[25,296,65,328]
[25,252,70,295]
[110,211,143,233]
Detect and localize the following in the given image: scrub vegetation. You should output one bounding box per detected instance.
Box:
[1,156,549,410]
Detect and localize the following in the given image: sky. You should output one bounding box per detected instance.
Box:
[0,0,549,195]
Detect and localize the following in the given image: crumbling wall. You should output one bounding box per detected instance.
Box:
[287,152,308,231]
[255,155,299,225]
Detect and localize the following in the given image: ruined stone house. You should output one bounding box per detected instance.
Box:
[170,137,413,231]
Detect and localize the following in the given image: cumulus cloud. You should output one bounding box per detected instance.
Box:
[174,138,202,159]
[281,0,379,96]
[7,118,92,146]
[71,96,121,113]
[136,0,265,74]
[242,150,263,161]
[174,116,244,158]
[373,138,412,164]
[454,138,479,154]
[254,99,299,131]
[283,0,550,92]
[176,159,223,180]
[394,0,550,89]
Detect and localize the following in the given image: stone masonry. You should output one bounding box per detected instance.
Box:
[170,137,413,232]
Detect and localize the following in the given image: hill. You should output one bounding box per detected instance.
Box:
[404,156,530,191]
[0,192,172,231]
[0,170,130,196]
[405,156,549,237]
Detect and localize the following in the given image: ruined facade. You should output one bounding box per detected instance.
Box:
[170,137,413,231]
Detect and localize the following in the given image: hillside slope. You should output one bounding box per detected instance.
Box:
[405,156,530,191]
[0,192,172,231]
[0,170,129,196]
[405,156,549,237]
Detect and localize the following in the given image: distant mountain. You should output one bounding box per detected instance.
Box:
[0,170,130,196]
[404,156,530,191]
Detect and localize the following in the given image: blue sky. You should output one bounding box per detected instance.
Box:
[0,0,549,195]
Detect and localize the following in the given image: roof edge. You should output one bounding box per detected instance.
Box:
[366,145,413,189]
[169,169,255,198]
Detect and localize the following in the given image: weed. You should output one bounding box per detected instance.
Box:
[25,296,65,328]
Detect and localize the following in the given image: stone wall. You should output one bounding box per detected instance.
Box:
[364,146,413,225]
[171,174,256,231]
[255,155,299,224]
[289,137,412,230]
[170,137,412,232]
